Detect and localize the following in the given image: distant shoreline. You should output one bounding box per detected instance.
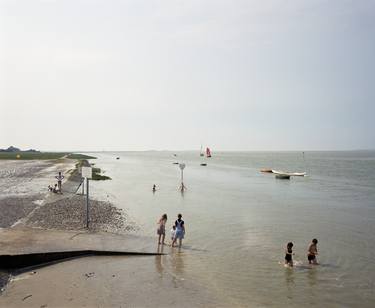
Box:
[0,152,96,160]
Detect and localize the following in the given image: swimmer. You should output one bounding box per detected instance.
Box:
[285,242,294,267]
[307,238,319,264]
[152,184,156,192]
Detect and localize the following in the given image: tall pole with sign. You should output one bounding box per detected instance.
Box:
[179,163,186,192]
[81,166,92,228]
[86,178,89,228]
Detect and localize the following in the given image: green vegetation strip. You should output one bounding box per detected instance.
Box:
[75,160,111,181]
[66,153,97,160]
[0,152,67,160]
[0,152,96,160]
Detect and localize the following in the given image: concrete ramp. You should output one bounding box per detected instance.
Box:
[0,249,162,271]
[0,227,161,291]
[0,227,159,255]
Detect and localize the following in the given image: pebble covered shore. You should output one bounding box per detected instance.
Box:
[25,195,135,233]
[0,158,136,234]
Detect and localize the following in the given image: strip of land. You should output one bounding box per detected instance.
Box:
[0,155,222,307]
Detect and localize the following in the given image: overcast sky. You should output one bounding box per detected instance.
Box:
[1,0,374,151]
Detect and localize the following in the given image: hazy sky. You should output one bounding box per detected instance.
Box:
[1,0,374,151]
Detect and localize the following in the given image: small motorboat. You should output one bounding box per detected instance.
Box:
[173,162,179,165]
[260,169,273,173]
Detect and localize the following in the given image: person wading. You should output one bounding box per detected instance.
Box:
[172,213,185,248]
[157,214,168,245]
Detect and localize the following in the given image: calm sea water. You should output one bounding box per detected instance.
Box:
[88,151,375,307]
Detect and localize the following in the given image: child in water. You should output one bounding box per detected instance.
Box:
[285,242,294,267]
[170,225,176,243]
[307,239,319,264]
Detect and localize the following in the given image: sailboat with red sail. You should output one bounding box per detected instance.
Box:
[206,147,212,158]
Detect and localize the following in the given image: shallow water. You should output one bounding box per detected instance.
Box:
[7,151,374,307]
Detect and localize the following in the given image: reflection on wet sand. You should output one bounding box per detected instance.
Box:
[170,249,185,288]
[170,249,185,275]
[155,244,164,276]
[154,245,186,288]
[307,267,318,287]
[284,267,295,300]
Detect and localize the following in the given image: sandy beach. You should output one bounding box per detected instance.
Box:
[0,158,221,307]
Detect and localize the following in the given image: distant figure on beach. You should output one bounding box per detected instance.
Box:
[157,214,168,245]
[285,242,294,267]
[152,184,156,192]
[53,183,59,193]
[307,239,319,264]
[170,225,176,242]
[172,214,185,248]
[55,171,64,193]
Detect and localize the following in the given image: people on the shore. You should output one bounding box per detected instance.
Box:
[170,225,176,242]
[285,242,294,267]
[53,183,59,193]
[157,214,168,245]
[307,239,319,264]
[48,185,53,192]
[172,213,185,248]
[55,171,64,193]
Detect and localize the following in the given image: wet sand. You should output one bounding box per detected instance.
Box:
[0,228,221,307]
[0,254,219,308]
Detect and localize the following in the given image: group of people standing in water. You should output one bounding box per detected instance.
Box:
[285,238,319,267]
[157,213,185,248]
[156,212,319,264]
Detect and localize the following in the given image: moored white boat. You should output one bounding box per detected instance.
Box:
[272,170,306,176]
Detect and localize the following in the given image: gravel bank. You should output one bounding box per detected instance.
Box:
[0,159,136,234]
[0,195,43,228]
[24,195,136,233]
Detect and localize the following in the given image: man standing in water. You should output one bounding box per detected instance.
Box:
[172,214,185,248]
[55,171,64,193]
